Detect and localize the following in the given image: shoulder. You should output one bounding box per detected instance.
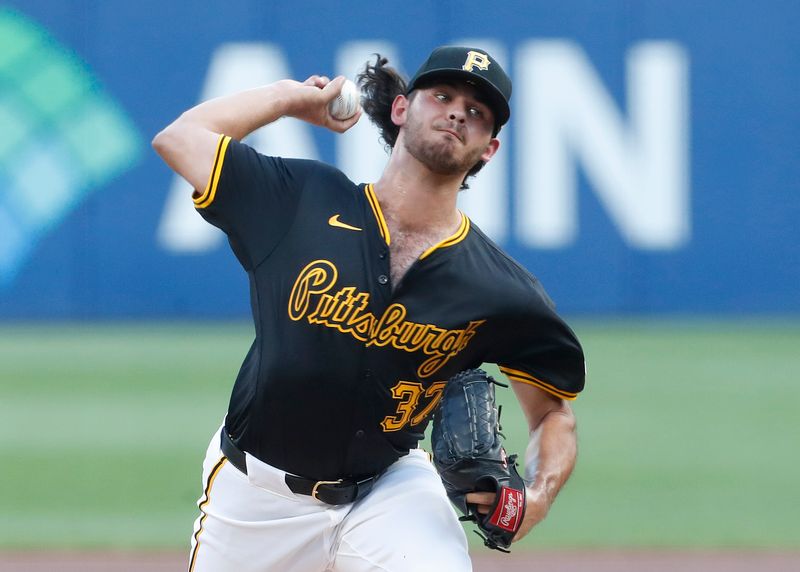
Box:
[226,139,357,191]
[451,221,562,319]
[463,222,553,306]
[285,157,355,187]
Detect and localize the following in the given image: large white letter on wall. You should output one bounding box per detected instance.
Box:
[516,40,689,250]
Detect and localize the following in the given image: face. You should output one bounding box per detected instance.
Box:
[394,82,500,176]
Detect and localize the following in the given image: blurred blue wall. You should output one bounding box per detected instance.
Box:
[1,0,798,318]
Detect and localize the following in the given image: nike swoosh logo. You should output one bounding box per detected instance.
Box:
[328,214,362,232]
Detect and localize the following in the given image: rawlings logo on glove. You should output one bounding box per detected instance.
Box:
[490,487,524,532]
[430,369,527,552]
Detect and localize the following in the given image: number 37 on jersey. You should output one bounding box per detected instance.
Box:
[381,380,447,432]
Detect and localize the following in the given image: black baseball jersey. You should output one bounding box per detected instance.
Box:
[194,135,585,481]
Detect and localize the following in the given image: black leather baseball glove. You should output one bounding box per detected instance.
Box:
[430,368,527,552]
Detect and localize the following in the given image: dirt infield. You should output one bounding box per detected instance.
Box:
[1,550,799,571]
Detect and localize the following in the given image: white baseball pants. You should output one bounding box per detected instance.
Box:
[188,427,472,572]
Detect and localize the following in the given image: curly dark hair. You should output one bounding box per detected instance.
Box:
[356,54,490,190]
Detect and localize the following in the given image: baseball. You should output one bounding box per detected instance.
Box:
[328,79,360,120]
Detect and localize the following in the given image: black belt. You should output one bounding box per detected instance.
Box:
[220,430,378,505]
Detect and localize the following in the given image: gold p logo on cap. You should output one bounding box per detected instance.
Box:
[462,51,491,72]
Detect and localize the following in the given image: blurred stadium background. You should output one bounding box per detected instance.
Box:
[1,0,798,569]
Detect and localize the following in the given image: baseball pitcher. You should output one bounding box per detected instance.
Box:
[153,45,586,572]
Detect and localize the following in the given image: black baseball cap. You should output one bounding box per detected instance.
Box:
[407,46,512,128]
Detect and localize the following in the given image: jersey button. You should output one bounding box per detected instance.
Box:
[378,274,389,285]
[379,251,387,260]
[355,429,365,438]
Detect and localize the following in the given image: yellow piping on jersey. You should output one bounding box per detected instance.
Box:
[188,456,227,571]
[194,134,231,209]
[499,365,579,401]
[364,183,391,245]
[419,212,470,260]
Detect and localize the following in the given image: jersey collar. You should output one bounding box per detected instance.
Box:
[363,183,471,257]
[364,183,391,245]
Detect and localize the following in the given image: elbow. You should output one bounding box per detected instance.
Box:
[549,400,577,434]
[152,110,198,159]
[151,128,165,153]
[529,398,577,436]
[563,400,577,430]
[151,122,178,160]
[151,117,200,168]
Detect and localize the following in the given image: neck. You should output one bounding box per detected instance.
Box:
[373,147,463,232]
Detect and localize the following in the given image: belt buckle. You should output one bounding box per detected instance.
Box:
[311,479,343,501]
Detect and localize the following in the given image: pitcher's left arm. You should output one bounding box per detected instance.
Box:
[465,381,577,541]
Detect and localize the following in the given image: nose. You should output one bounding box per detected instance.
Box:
[449,111,466,123]
[448,102,467,123]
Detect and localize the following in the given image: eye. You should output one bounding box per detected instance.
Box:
[435,92,449,102]
[468,107,483,118]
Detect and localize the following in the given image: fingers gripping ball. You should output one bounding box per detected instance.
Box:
[328,79,361,120]
[431,369,527,552]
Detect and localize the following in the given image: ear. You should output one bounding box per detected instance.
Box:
[480,138,501,163]
[390,94,409,127]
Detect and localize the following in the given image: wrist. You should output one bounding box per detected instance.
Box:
[524,484,552,522]
[263,80,302,118]
[276,80,327,121]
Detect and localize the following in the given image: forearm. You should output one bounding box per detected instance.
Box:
[463,389,578,543]
[169,80,299,141]
[151,82,297,189]
[153,75,358,191]
[153,77,355,191]
[525,404,577,515]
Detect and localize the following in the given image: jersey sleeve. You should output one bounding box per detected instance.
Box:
[192,135,310,270]
[488,281,586,401]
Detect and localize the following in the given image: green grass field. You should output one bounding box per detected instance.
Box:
[1,320,798,550]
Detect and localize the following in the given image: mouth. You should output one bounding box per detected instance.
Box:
[438,128,464,143]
